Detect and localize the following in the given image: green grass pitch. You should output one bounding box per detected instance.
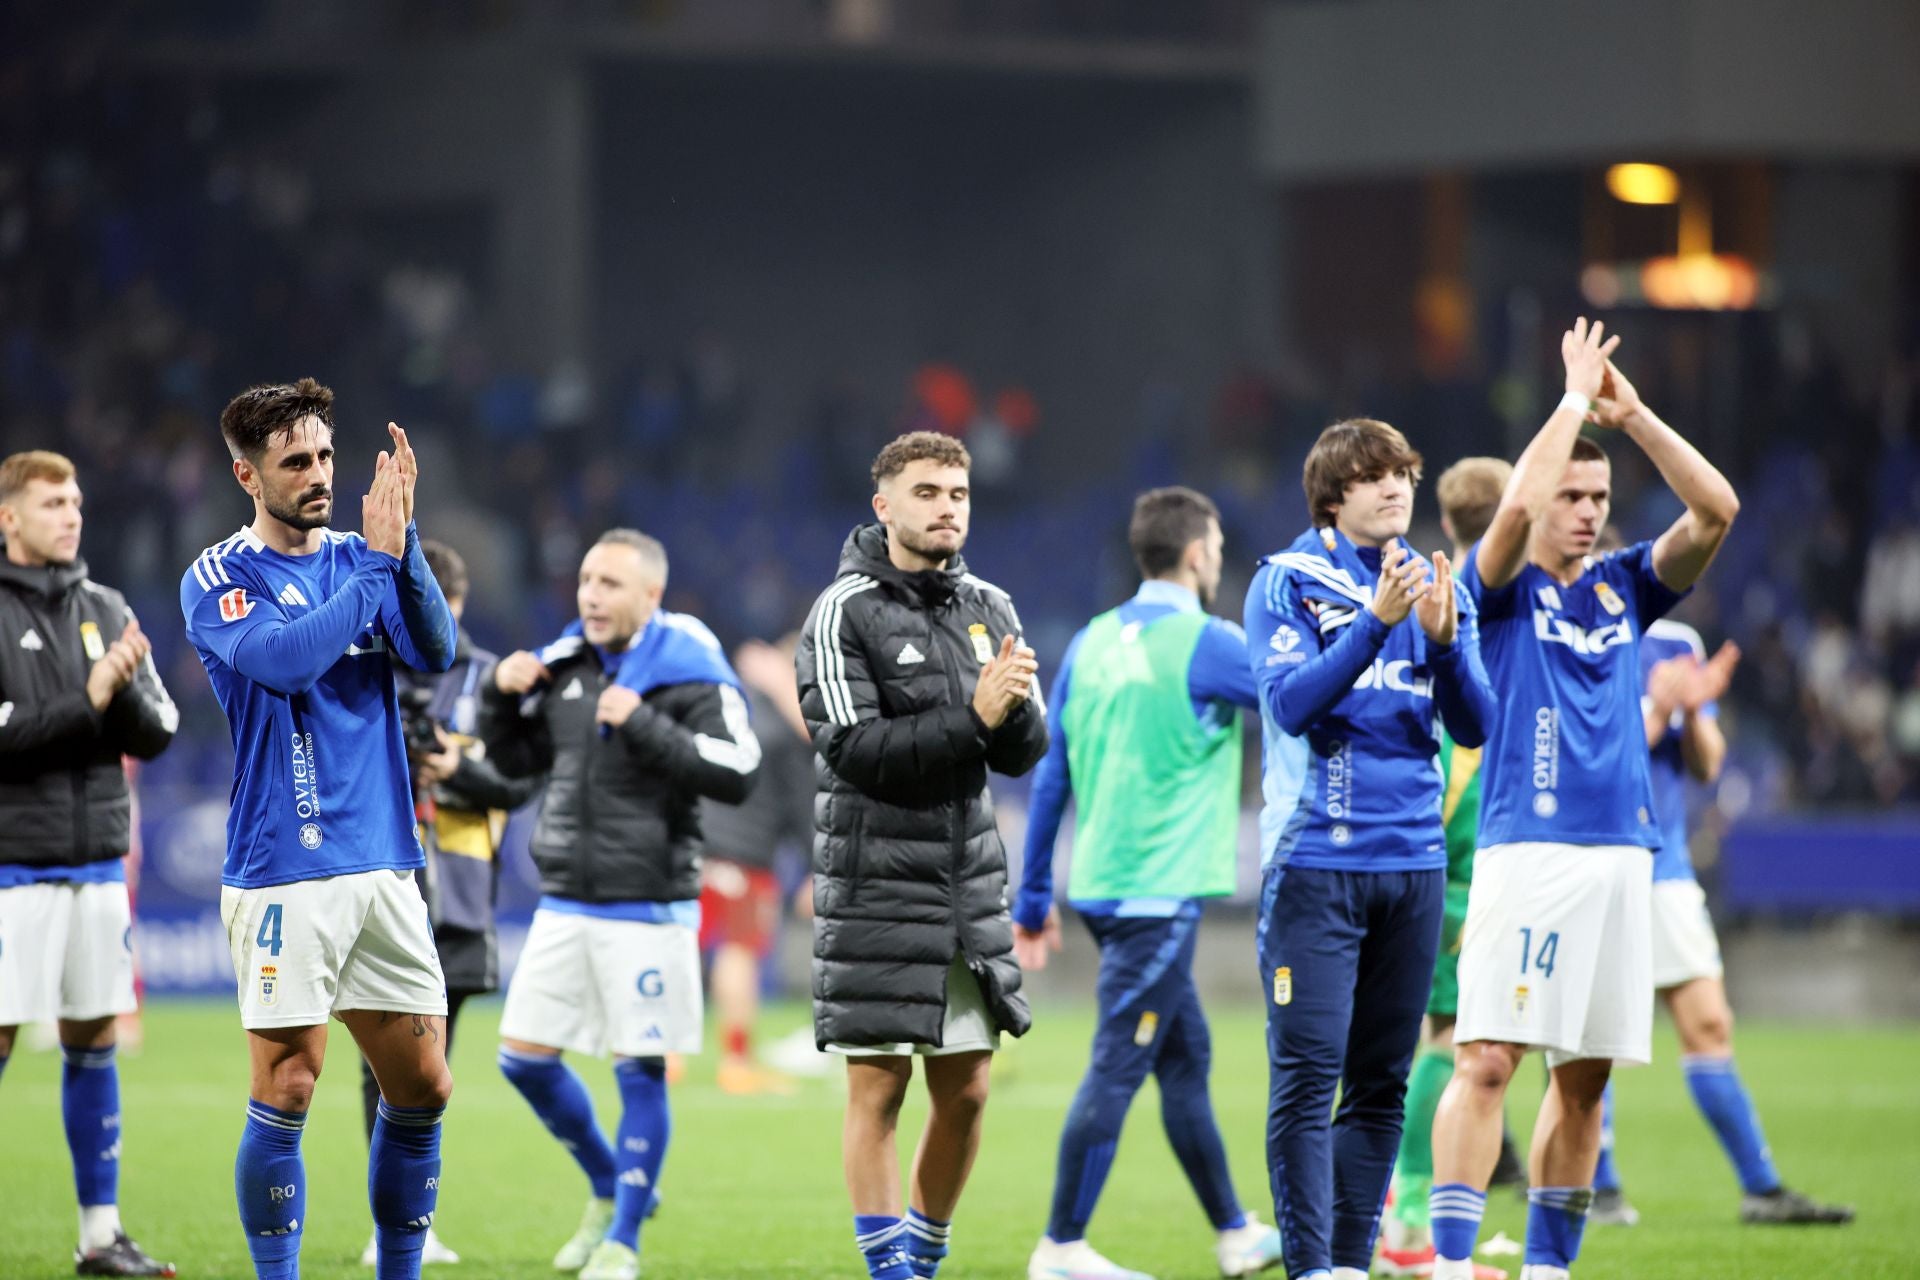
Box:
[1,1000,1913,1278]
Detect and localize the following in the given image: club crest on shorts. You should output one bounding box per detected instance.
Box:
[1133,1011,1159,1047]
[259,965,279,1006]
[1594,582,1626,617]
[80,620,106,661]
[968,623,993,664]
[1513,984,1530,1017]
[1272,966,1293,1006]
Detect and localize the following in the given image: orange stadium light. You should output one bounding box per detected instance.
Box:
[1640,253,1761,310]
[1606,163,1681,205]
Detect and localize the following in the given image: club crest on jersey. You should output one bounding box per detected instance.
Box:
[968,623,994,664]
[298,823,323,850]
[1594,581,1627,617]
[219,587,255,622]
[1134,1011,1160,1047]
[259,965,279,1006]
[1272,966,1293,1006]
[80,620,106,660]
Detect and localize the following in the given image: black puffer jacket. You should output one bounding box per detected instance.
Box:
[0,556,176,867]
[479,632,759,904]
[797,524,1049,1048]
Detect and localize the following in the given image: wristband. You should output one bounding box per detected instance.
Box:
[1558,390,1593,417]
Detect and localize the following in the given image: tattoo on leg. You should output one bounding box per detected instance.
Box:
[411,1015,440,1043]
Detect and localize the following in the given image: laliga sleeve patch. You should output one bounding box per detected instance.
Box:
[218,587,256,622]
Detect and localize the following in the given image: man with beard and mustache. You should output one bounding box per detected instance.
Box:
[1013,486,1285,1280]
[796,431,1048,1280]
[0,450,178,1276]
[181,378,457,1280]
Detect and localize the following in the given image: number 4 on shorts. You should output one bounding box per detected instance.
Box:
[258,903,285,957]
[1519,926,1558,979]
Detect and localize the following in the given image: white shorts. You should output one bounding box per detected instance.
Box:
[220,869,447,1030]
[1651,878,1724,988]
[0,880,138,1025]
[499,908,703,1059]
[829,958,1002,1057]
[1456,842,1653,1068]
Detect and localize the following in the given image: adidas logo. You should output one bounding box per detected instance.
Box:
[897,643,926,665]
[561,677,585,700]
[278,583,310,607]
[19,629,43,651]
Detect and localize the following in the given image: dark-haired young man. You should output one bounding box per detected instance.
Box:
[796,431,1048,1280]
[1016,486,1282,1280]
[1428,320,1739,1280]
[1243,418,1496,1280]
[0,450,178,1277]
[181,379,457,1280]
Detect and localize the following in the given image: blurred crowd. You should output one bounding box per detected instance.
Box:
[4,25,1918,820]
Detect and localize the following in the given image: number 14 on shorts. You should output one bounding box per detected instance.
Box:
[1519,926,1558,978]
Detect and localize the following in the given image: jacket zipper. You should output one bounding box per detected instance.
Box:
[68,595,89,861]
[579,663,603,902]
[934,602,974,972]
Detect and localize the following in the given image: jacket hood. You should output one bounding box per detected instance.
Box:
[0,554,89,602]
[836,523,970,607]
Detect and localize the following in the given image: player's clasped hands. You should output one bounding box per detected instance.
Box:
[1412,548,1458,645]
[493,650,552,695]
[1561,315,1623,406]
[85,618,151,711]
[1368,541,1430,626]
[361,421,418,559]
[971,633,1038,729]
[1651,641,1743,718]
[362,451,407,559]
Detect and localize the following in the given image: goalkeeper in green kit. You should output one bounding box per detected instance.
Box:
[1379,458,1520,1279]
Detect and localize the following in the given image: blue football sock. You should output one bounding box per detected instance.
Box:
[1429,1183,1486,1263]
[62,1045,121,1209]
[0,1051,11,1083]
[1682,1055,1781,1195]
[903,1207,950,1278]
[1591,1081,1621,1192]
[854,1215,913,1280]
[236,1100,307,1280]
[369,1100,444,1280]
[608,1059,670,1251]
[499,1048,618,1198]
[1524,1187,1593,1269]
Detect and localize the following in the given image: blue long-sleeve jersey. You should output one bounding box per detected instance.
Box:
[1015,580,1256,930]
[182,523,455,889]
[1244,528,1495,872]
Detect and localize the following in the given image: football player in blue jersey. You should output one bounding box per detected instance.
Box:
[180,379,458,1280]
[1243,420,1496,1280]
[1586,625,1852,1228]
[1427,320,1740,1280]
